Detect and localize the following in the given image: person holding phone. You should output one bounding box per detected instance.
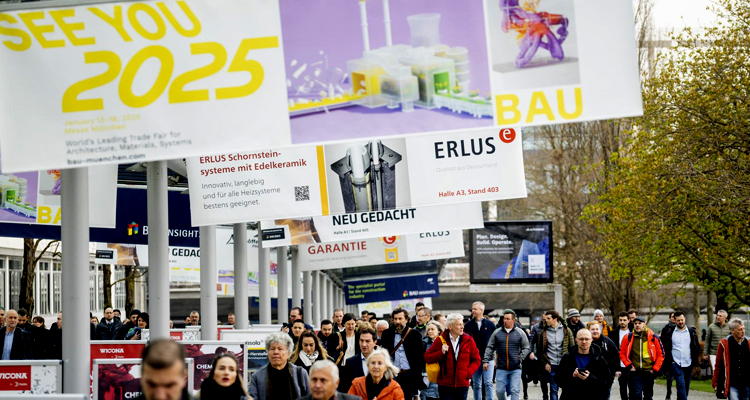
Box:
[556,329,612,400]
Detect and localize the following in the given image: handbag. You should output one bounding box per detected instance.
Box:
[426,336,447,383]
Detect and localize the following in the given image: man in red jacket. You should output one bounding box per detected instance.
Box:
[424,313,481,400]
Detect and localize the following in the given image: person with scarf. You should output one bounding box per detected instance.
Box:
[248,332,310,400]
[290,330,333,372]
[348,349,405,400]
[197,353,249,399]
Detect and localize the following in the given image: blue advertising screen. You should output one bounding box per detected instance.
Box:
[470,221,553,283]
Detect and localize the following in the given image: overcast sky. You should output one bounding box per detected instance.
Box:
[651,0,719,32]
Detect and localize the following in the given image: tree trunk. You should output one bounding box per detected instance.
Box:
[20,239,37,315]
[102,264,112,309]
[125,265,135,315]
[706,290,715,326]
[693,287,701,333]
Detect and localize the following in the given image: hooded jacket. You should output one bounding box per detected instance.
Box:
[557,343,612,400]
[712,335,750,395]
[618,327,665,373]
[592,334,619,375]
[424,331,481,388]
[536,320,573,366]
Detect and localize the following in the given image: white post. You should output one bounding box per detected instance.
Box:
[258,238,271,324]
[147,161,170,340]
[303,270,312,321]
[359,0,370,52]
[554,284,564,315]
[61,168,89,395]
[277,246,289,325]
[321,274,328,322]
[291,248,302,308]
[328,280,335,312]
[312,271,321,326]
[233,223,249,329]
[200,226,217,340]
[382,0,392,46]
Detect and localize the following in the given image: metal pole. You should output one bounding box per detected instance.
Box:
[321,274,328,319]
[291,248,301,309]
[303,270,312,321]
[258,236,271,324]
[200,226,217,340]
[233,223,249,330]
[61,167,89,395]
[328,280,335,313]
[554,284,563,315]
[276,246,289,325]
[312,271,321,326]
[147,161,170,340]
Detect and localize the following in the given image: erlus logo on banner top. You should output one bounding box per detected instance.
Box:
[0,366,31,391]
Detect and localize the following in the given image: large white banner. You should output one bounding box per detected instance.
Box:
[260,203,483,247]
[0,0,290,172]
[186,127,525,226]
[297,231,464,271]
[486,0,642,127]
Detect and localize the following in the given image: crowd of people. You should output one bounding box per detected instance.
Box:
[2,303,748,400]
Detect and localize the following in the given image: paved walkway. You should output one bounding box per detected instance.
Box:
[466,380,717,400]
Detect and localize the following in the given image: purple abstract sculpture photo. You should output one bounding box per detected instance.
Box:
[500,0,569,68]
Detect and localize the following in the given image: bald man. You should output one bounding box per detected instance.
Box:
[556,329,613,400]
[0,310,32,360]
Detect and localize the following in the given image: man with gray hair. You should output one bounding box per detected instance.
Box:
[376,320,389,341]
[249,332,309,400]
[712,318,749,400]
[425,313,481,400]
[416,307,432,338]
[705,310,731,371]
[297,359,360,400]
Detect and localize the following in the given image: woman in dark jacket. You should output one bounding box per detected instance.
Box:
[289,330,332,372]
[197,353,250,399]
[421,321,442,400]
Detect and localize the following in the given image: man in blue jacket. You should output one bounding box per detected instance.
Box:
[465,301,497,400]
[483,309,531,400]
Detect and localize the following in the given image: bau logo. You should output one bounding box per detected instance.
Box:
[402,291,408,298]
[128,222,139,236]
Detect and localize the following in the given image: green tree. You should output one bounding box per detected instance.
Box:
[584,0,750,311]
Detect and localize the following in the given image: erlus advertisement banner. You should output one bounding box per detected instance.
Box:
[486,0,642,127]
[0,165,116,227]
[0,0,290,173]
[297,231,464,271]
[345,273,439,305]
[260,203,483,247]
[186,127,525,226]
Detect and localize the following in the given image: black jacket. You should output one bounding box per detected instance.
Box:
[115,321,136,340]
[557,344,612,400]
[380,326,424,371]
[338,331,361,364]
[660,325,700,368]
[18,322,46,359]
[0,327,33,360]
[318,331,342,364]
[338,353,367,393]
[464,318,497,357]
[96,317,123,340]
[608,327,629,349]
[592,335,619,375]
[566,318,585,340]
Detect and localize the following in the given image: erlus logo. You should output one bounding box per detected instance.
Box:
[128,222,139,236]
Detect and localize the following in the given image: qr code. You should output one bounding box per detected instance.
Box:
[295,186,310,201]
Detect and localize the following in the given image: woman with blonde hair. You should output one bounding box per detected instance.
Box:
[348,348,405,400]
[289,330,333,372]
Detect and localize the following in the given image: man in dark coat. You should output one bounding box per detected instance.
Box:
[380,307,424,399]
[338,327,377,393]
[0,310,33,360]
[96,307,123,340]
[557,329,612,400]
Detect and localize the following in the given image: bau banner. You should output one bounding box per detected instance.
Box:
[345,273,439,305]
[297,231,464,271]
[486,1,642,127]
[470,221,553,284]
[0,166,116,227]
[260,203,483,247]
[0,0,290,172]
[187,127,525,226]
[0,360,62,394]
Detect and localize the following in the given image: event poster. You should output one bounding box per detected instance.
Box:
[297,231,464,271]
[0,166,116,227]
[93,358,194,400]
[470,221,553,283]
[89,341,147,395]
[345,273,439,305]
[0,0,290,172]
[486,0,642,127]
[0,361,62,394]
[219,330,270,373]
[186,127,526,226]
[260,203,483,247]
[180,341,246,392]
[280,0,494,144]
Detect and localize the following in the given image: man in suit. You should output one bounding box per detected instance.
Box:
[299,359,359,400]
[339,327,377,393]
[381,307,424,400]
[1,310,32,360]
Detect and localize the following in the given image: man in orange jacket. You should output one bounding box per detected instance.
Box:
[618,317,664,400]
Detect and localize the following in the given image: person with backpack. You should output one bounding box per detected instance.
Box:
[482,309,531,400]
[618,316,665,400]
